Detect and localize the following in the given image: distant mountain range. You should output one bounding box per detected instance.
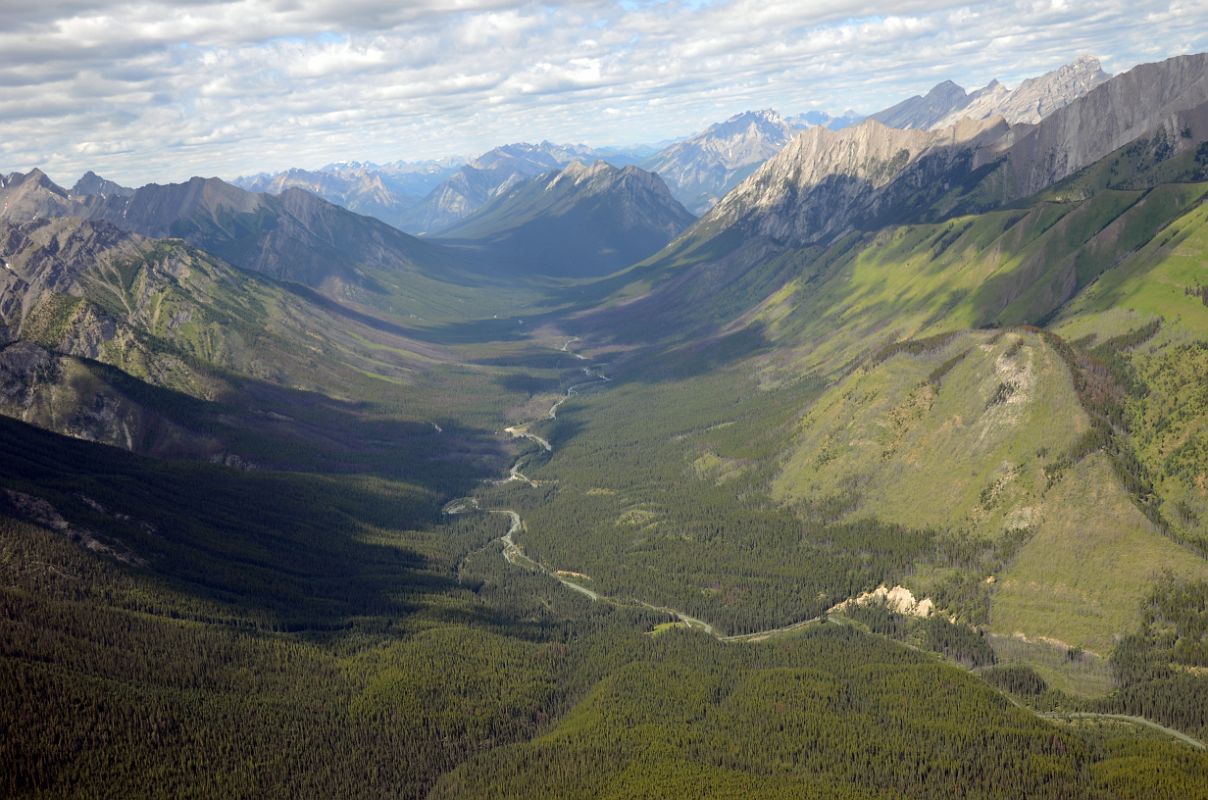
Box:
[209,57,1112,239]
[397,141,648,235]
[436,161,695,277]
[641,110,803,214]
[234,143,654,236]
[232,159,463,230]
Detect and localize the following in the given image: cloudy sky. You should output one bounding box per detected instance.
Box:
[2,1,1205,186]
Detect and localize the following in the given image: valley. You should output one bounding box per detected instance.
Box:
[3,39,1208,799]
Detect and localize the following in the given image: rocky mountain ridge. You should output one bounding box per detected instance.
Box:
[641,109,802,214]
[398,141,645,234]
[701,115,1007,245]
[870,56,1110,131]
[0,170,459,298]
[931,55,1109,128]
[698,53,1208,250]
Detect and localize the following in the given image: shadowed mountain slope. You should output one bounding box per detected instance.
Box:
[436,161,695,278]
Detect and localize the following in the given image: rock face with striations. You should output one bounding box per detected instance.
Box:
[997,53,1208,197]
[931,56,1109,129]
[870,57,1110,133]
[700,116,1006,246]
[869,80,972,130]
[643,110,801,213]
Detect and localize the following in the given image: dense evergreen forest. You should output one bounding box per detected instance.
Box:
[3,401,1207,798]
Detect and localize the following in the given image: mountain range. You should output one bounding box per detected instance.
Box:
[223,57,1111,233]
[695,53,1204,255]
[232,159,463,230]
[0,168,485,321]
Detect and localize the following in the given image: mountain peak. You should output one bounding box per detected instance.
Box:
[22,168,63,192]
[9,168,69,197]
[931,54,1111,129]
[706,109,791,137]
[559,159,613,181]
[870,81,969,129]
[929,79,966,95]
[647,109,800,213]
[733,108,783,122]
[72,171,134,199]
[434,160,693,277]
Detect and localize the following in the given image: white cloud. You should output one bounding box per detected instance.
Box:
[0,0,1204,185]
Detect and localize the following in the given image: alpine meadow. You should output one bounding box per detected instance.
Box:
[3,2,1208,798]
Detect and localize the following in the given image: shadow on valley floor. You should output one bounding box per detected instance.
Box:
[39,359,514,500]
[0,415,479,629]
[283,282,429,339]
[494,372,562,397]
[215,375,509,493]
[475,351,587,369]
[285,276,586,348]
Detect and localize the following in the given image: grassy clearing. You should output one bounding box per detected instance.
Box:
[991,454,1208,654]
[774,329,1085,540]
[988,634,1117,698]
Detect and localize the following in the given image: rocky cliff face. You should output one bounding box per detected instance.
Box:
[696,54,1208,250]
[869,80,971,130]
[997,53,1208,197]
[701,116,1005,245]
[643,110,801,213]
[869,57,1110,133]
[932,56,1109,129]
